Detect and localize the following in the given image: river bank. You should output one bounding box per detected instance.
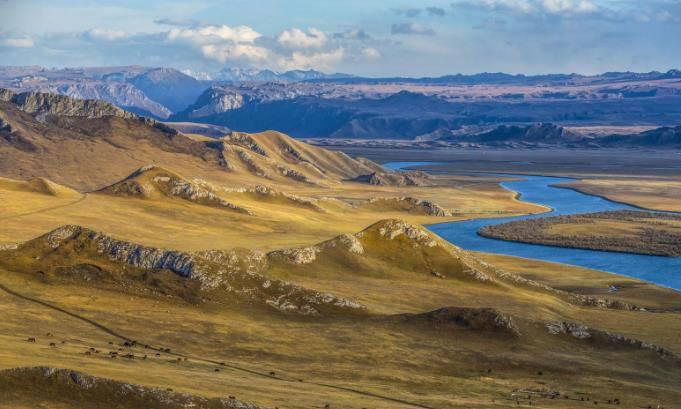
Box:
[385,162,681,292]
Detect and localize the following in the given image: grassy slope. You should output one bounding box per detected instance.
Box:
[1,237,680,409]
[0,172,542,251]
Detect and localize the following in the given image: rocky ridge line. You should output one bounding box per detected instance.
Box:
[16,225,365,315]
[0,88,177,134]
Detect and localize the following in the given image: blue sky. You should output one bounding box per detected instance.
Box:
[1,0,681,76]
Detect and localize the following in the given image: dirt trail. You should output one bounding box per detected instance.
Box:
[0,193,88,221]
[0,281,438,409]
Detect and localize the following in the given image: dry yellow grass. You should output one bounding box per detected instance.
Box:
[563,178,681,211]
[0,171,543,251]
[1,238,680,409]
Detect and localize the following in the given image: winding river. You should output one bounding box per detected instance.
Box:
[384,162,681,291]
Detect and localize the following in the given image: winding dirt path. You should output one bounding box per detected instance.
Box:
[0,193,88,221]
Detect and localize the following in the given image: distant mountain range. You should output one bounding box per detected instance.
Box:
[2,65,681,142]
[187,67,355,82]
[310,122,681,149]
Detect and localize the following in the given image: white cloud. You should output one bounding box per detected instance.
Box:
[2,37,34,48]
[361,47,382,60]
[277,28,327,49]
[168,24,261,44]
[453,0,600,16]
[541,0,597,14]
[86,28,129,41]
[201,43,269,63]
[278,48,345,70]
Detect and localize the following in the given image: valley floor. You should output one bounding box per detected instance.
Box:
[1,147,680,409]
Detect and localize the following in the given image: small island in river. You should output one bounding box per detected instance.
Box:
[479,210,681,257]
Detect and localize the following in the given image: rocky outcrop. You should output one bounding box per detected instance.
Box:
[0,116,13,133]
[472,257,642,311]
[276,164,311,183]
[100,165,251,214]
[365,197,452,216]
[270,219,492,283]
[370,219,439,246]
[225,133,268,156]
[249,185,324,212]
[399,307,520,336]
[353,170,432,186]
[0,366,264,409]
[11,225,365,315]
[547,321,680,361]
[235,150,269,177]
[0,88,177,134]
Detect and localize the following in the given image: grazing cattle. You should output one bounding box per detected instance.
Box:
[214,368,220,372]
[269,371,276,377]
[49,342,56,347]
[228,396,236,400]
[27,337,36,343]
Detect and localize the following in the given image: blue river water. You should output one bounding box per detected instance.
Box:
[383,162,681,291]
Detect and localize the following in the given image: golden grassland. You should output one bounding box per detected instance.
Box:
[0,171,680,409]
[1,245,681,409]
[0,172,543,251]
[562,178,681,212]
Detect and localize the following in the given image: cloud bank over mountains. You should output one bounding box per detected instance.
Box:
[1,0,681,76]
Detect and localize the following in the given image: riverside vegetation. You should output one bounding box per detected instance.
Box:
[480,210,681,256]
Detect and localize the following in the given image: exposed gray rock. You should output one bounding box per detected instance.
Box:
[375,219,438,247]
[226,133,268,156]
[366,196,452,217]
[546,321,681,361]
[22,225,365,315]
[0,88,177,134]
[353,170,432,187]
[250,185,324,212]
[101,165,252,214]
[473,258,641,311]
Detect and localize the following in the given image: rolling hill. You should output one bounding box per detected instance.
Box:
[0,89,381,190]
